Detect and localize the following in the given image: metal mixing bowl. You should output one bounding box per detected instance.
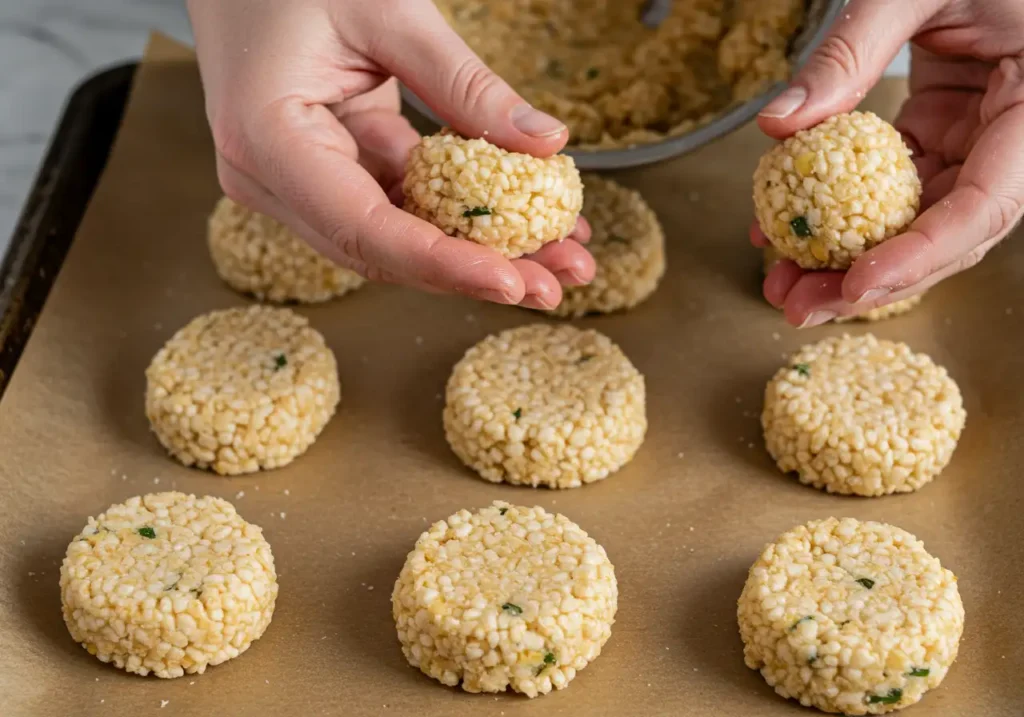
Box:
[401,0,845,170]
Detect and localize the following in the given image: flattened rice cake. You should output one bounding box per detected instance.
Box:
[762,334,965,496]
[208,196,365,303]
[753,112,921,269]
[392,501,617,697]
[145,306,340,475]
[738,517,964,714]
[60,492,278,678]
[443,324,647,488]
[548,175,665,318]
[403,130,583,258]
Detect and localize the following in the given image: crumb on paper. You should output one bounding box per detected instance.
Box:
[748,443,755,449]
[465,313,476,323]
[368,585,375,591]
[1006,307,1014,315]
[153,477,160,485]
[154,323,163,331]
[415,336,424,346]
[772,332,781,341]
[161,700,169,708]
[734,396,742,404]
[236,491,245,500]
[283,488,290,496]
[676,452,684,458]
[279,512,286,520]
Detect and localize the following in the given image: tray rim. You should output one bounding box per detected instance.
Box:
[0,62,138,401]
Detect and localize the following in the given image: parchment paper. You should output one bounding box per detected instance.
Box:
[1,34,1021,717]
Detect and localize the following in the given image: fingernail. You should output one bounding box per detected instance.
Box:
[554,269,585,286]
[510,104,566,138]
[799,310,837,329]
[520,293,556,310]
[473,287,518,305]
[855,288,889,304]
[760,86,807,119]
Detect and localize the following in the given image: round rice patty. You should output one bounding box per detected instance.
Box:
[443,323,647,488]
[737,517,964,715]
[762,334,965,496]
[145,305,340,475]
[208,196,365,304]
[548,174,665,318]
[760,248,924,322]
[753,112,921,270]
[60,492,278,678]
[403,129,583,258]
[392,501,617,697]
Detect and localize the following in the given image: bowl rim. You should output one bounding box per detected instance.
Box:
[400,0,847,170]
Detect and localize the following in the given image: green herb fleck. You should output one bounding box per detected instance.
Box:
[166,580,180,592]
[513,408,522,420]
[867,688,903,705]
[138,526,156,539]
[789,615,814,631]
[586,67,600,79]
[463,206,491,218]
[546,59,564,78]
[807,649,817,666]
[856,577,875,589]
[908,667,930,677]
[274,353,287,371]
[794,363,811,378]
[544,652,556,665]
[499,507,508,516]
[501,602,523,615]
[190,587,201,597]
[577,354,594,364]
[608,234,630,244]
[790,216,812,238]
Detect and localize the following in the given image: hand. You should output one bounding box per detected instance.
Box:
[752,0,1024,327]
[186,0,594,310]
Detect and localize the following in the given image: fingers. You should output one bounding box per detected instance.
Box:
[511,259,563,310]
[247,100,528,303]
[842,91,1024,303]
[757,0,939,138]
[527,240,596,286]
[749,222,769,248]
[569,216,592,244]
[763,260,804,309]
[342,107,420,191]
[369,1,568,156]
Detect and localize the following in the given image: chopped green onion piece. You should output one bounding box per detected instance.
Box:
[867,688,903,705]
[790,216,812,238]
[513,408,522,420]
[608,234,629,244]
[544,652,556,665]
[501,603,523,615]
[807,649,817,665]
[856,577,875,589]
[790,615,814,631]
[908,667,930,677]
[138,526,156,539]
[463,206,491,217]
[586,67,600,79]
[794,363,811,378]
[274,353,287,370]
[577,354,594,364]
[499,507,508,516]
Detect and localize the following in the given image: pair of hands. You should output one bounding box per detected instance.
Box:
[188,0,1024,326]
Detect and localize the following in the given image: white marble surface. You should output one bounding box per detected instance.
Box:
[0,0,911,260]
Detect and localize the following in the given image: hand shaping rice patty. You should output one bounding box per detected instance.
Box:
[762,334,965,496]
[208,196,365,303]
[145,305,340,475]
[403,129,583,258]
[738,517,964,714]
[753,112,921,270]
[60,492,278,678]
[392,501,617,697]
[443,323,647,489]
[547,174,665,318]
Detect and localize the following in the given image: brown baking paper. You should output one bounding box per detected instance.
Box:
[1,33,1022,717]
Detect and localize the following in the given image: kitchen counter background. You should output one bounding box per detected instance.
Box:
[0,0,910,259]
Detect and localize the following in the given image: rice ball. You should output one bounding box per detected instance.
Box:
[753,112,921,269]
[403,129,583,258]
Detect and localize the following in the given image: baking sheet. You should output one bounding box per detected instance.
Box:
[1,33,1021,717]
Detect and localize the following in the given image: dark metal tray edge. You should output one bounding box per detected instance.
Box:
[0,62,138,400]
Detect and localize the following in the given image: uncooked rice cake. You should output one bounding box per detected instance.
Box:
[403,129,583,258]
[145,305,340,475]
[207,196,365,304]
[548,174,665,318]
[762,334,965,496]
[760,247,924,322]
[443,323,647,488]
[392,501,617,697]
[737,517,964,714]
[753,112,921,270]
[60,492,278,678]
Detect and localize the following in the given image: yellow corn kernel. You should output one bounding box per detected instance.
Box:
[795,152,816,177]
[810,239,830,263]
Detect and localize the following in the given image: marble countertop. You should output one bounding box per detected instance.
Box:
[0,0,911,260]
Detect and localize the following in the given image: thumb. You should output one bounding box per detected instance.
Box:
[373,2,568,156]
[757,0,938,138]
